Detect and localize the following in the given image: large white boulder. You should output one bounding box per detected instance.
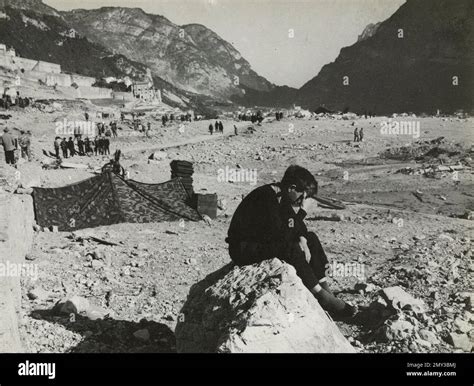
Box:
[175,258,355,353]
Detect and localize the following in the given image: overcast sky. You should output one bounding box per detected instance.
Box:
[45,0,406,88]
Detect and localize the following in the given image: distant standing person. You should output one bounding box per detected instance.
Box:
[19,130,31,161]
[54,137,61,159]
[68,137,76,157]
[60,138,68,159]
[94,137,99,156]
[219,121,224,134]
[209,123,214,135]
[104,137,110,155]
[84,137,92,155]
[25,130,32,161]
[111,122,118,138]
[0,127,17,165]
[359,128,364,142]
[214,121,219,133]
[77,137,84,156]
[234,125,238,136]
[353,128,359,142]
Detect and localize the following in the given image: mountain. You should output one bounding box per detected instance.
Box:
[0,5,151,82]
[230,84,298,108]
[61,7,275,100]
[0,0,59,16]
[296,0,474,114]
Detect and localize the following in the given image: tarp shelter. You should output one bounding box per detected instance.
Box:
[33,172,202,231]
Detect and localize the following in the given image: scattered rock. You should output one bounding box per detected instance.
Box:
[453,318,472,334]
[419,329,440,345]
[217,199,227,211]
[25,253,37,261]
[382,286,426,314]
[399,243,410,251]
[133,328,150,341]
[461,211,474,220]
[457,292,474,311]
[354,282,377,293]
[15,187,33,195]
[149,151,168,161]
[380,319,415,341]
[438,234,454,242]
[91,260,105,270]
[447,333,472,352]
[467,294,474,311]
[27,287,50,301]
[313,213,344,222]
[84,331,93,338]
[202,215,212,226]
[85,305,111,321]
[53,295,90,315]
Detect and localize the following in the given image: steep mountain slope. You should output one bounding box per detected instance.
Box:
[0,0,59,16]
[0,6,149,81]
[297,0,474,114]
[62,7,275,99]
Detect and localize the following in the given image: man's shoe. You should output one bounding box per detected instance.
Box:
[314,288,358,319]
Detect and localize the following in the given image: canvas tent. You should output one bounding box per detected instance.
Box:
[33,172,202,231]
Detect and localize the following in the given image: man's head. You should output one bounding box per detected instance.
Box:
[280,165,318,205]
[4,127,9,133]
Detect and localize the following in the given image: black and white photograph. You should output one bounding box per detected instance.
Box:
[0,0,472,383]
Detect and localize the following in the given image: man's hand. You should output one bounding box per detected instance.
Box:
[299,236,311,263]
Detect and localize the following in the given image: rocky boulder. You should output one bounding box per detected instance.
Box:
[175,258,355,353]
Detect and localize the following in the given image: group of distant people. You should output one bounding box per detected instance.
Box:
[0,127,32,166]
[238,112,264,124]
[353,127,364,142]
[132,119,152,136]
[96,121,118,138]
[161,113,174,127]
[209,121,224,135]
[54,136,111,159]
[363,111,376,119]
[275,111,284,121]
[1,91,32,110]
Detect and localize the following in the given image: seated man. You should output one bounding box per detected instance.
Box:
[226,165,357,318]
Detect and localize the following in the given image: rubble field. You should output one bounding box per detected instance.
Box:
[1,104,472,353]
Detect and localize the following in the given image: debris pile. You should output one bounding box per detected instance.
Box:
[381,137,472,165]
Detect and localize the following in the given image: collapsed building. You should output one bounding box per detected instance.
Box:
[0,43,163,103]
